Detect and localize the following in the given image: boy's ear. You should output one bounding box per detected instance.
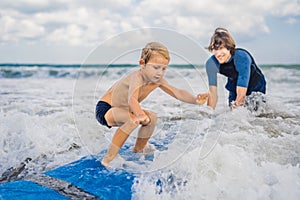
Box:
[139,59,145,66]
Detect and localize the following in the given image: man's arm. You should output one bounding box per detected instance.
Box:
[232,86,247,107]
[205,57,219,109]
[233,50,251,107]
[207,86,218,109]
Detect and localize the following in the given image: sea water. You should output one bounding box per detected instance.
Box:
[0,64,299,199]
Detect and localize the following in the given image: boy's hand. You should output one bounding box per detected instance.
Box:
[134,114,151,125]
[196,92,209,105]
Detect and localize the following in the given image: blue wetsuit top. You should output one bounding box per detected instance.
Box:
[206,49,252,88]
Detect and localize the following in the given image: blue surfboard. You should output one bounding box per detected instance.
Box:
[0,153,135,200]
[0,131,177,200]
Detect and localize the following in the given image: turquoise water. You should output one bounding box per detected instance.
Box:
[0,63,299,79]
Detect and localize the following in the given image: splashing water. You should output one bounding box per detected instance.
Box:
[0,65,299,199]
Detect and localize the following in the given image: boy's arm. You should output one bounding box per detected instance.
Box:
[128,72,145,117]
[159,78,198,104]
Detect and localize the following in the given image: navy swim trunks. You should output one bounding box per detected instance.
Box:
[95,101,112,128]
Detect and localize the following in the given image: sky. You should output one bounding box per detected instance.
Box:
[0,0,299,64]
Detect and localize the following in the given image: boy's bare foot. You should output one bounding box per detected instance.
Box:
[101,160,109,168]
[132,144,155,154]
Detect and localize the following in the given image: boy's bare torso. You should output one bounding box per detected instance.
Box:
[100,70,160,108]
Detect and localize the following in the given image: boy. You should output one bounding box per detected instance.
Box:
[96,42,208,167]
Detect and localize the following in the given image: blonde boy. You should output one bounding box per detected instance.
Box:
[96,42,208,167]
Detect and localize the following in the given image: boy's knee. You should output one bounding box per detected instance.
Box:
[139,110,157,126]
[146,111,157,125]
[129,119,140,128]
[149,111,157,124]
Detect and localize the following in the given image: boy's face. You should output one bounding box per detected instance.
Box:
[140,54,169,83]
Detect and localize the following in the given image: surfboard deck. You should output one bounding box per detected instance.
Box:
[0,155,135,200]
[0,139,171,200]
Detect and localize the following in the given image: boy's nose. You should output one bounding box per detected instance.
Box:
[157,69,164,75]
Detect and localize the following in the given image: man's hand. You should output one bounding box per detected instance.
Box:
[230,100,244,109]
[196,92,209,105]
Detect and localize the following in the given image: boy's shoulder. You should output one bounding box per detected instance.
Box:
[120,69,141,81]
[157,77,171,88]
[130,70,144,81]
[123,69,145,86]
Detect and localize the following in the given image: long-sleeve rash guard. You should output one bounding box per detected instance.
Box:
[206,49,252,88]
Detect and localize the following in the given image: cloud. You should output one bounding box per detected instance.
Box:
[0,0,299,46]
[0,0,67,14]
[0,11,45,42]
[268,0,300,16]
[285,17,298,25]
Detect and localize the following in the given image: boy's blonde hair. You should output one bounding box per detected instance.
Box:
[207,27,236,55]
[141,42,170,64]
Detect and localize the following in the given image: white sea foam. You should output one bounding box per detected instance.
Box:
[0,66,299,199]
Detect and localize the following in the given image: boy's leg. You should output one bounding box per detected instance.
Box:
[101,128,129,167]
[101,108,138,167]
[133,110,157,152]
[101,120,138,167]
